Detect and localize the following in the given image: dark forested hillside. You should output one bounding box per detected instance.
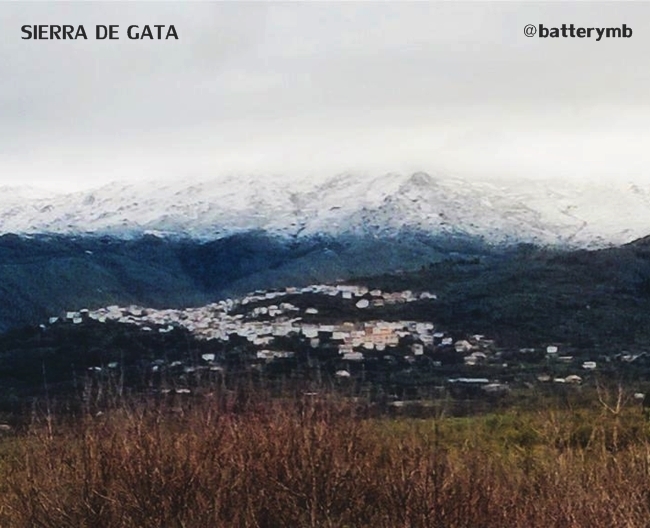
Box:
[2,231,650,351]
[357,238,650,348]
[0,231,487,331]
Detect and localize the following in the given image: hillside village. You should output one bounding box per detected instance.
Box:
[42,283,639,402]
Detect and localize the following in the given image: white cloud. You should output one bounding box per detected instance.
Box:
[0,1,648,190]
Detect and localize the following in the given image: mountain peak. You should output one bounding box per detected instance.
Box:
[407,171,436,187]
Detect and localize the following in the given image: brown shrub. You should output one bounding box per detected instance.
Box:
[1,392,650,527]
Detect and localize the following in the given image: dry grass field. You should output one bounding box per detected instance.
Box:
[0,387,650,527]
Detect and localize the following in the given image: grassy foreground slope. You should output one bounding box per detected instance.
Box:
[1,390,650,527]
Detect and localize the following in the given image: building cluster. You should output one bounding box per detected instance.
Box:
[52,285,440,354]
[48,284,607,394]
[239,284,436,309]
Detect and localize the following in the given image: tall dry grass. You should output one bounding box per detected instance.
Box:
[0,390,650,527]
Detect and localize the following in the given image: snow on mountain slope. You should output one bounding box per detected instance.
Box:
[0,172,649,247]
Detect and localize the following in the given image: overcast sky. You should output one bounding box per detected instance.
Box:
[1,1,649,191]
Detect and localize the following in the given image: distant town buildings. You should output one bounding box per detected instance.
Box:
[53,283,606,394]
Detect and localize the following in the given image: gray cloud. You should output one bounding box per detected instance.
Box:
[0,1,648,190]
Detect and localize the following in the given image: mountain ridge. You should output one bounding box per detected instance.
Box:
[1,172,649,247]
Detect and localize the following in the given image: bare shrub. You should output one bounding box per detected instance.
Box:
[1,391,650,527]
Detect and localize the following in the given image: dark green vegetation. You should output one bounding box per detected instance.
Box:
[358,236,650,348]
[3,231,650,351]
[0,309,648,423]
[0,232,297,331]
[0,318,460,416]
[0,321,202,415]
[0,231,482,332]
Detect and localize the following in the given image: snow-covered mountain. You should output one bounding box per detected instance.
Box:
[2,172,649,247]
